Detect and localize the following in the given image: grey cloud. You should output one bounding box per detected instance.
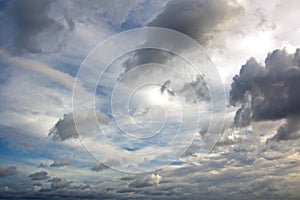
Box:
[3,0,164,54]
[91,159,121,172]
[28,171,49,180]
[122,0,244,70]
[230,48,300,140]
[49,177,72,190]
[148,0,243,46]
[49,110,108,141]
[160,80,175,96]
[122,0,241,104]
[91,163,109,172]
[7,0,73,53]
[270,116,300,141]
[32,183,42,192]
[178,75,210,103]
[0,166,17,178]
[122,49,173,74]
[37,163,48,168]
[129,174,162,188]
[50,158,71,167]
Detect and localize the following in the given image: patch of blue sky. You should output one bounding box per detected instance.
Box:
[52,62,81,78]
[123,146,141,152]
[0,127,91,170]
[138,158,169,169]
[170,160,186,166]
[96,85,112,98]
[103,121,181,151]
[0,138,12,159]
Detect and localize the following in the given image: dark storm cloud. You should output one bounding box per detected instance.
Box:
[230,48,300,140]
[28,171,49,180]
[7,0,74,53]
[0,166,17,178]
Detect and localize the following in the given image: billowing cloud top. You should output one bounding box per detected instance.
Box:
[230,49,300,140]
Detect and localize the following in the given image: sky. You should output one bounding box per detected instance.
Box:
[0,0,300,199]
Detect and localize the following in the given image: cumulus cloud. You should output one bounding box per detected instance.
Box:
[0,166,17,178]
[50,158,71,167]
[48,110,108,141]
[28,171,49,180]
[230,48,300,140]
[49,177,72,190]
[129,174,162,188]
[32,183,42,192]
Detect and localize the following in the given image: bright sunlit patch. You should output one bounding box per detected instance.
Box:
[239,31,274,56]
[281,41,297,54]
[147,86,170,105]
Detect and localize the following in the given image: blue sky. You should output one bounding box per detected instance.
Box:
[0,0,300,199]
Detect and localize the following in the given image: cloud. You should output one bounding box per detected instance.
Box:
[129,174,162,188]
[178,75,210,103]
[91,163,109,172]
[32,183,42,192]
[270,116,300,141]
[50,158,71,167]
[229,48,300,140]
[91,159,121,172]
[0,50,84,92]
[1,186,10,192]
[0,166,17,178]
[2,0,165,55]
[49,110,108,141]
[37,163,48,168]
[148,0,243,46]
[49,177,72,190]
[122,0,244,77]
[7,0,74,53]
[28,171,49,180]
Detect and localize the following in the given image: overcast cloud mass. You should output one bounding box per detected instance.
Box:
[0,0,300,199]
